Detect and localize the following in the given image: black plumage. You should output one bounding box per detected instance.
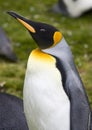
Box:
[0,93,28,130]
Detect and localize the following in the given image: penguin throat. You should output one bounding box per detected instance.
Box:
[29,48,56,64]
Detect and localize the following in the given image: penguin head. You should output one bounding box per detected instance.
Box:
[7,11,62,49]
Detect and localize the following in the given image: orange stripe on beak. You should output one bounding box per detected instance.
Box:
[17,18,36,33]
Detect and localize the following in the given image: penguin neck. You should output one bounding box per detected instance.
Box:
[43,38,75,71]
[43,38,83,95]
[27,48,56,73]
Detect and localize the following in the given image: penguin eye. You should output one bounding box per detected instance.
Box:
[40,28,46,32]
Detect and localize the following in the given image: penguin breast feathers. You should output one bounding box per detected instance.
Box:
[24,48,70,130]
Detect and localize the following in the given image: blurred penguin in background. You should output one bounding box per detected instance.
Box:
[52,0,92,18]
[0,93,28,130]
[0,27,17,62]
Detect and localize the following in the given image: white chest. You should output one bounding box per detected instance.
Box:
[23,50,70,130]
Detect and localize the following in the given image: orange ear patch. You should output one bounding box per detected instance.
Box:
[53,31,62,46]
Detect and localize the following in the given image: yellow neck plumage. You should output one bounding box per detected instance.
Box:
[29,48,56,65]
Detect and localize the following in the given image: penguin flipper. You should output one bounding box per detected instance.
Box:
[56,56,91,130]
[66,72,91,130]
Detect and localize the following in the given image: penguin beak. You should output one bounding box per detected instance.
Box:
[7,11,36,33]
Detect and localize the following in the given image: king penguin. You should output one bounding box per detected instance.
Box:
[0,27,17,62]
[8,11,91,130]
[52,0,92,18]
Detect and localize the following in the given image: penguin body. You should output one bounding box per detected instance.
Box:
[0,93,28,130]
[43,37,91,130]
[24,48,70,130]
[52,0,92,17]
[8,12,91,130]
